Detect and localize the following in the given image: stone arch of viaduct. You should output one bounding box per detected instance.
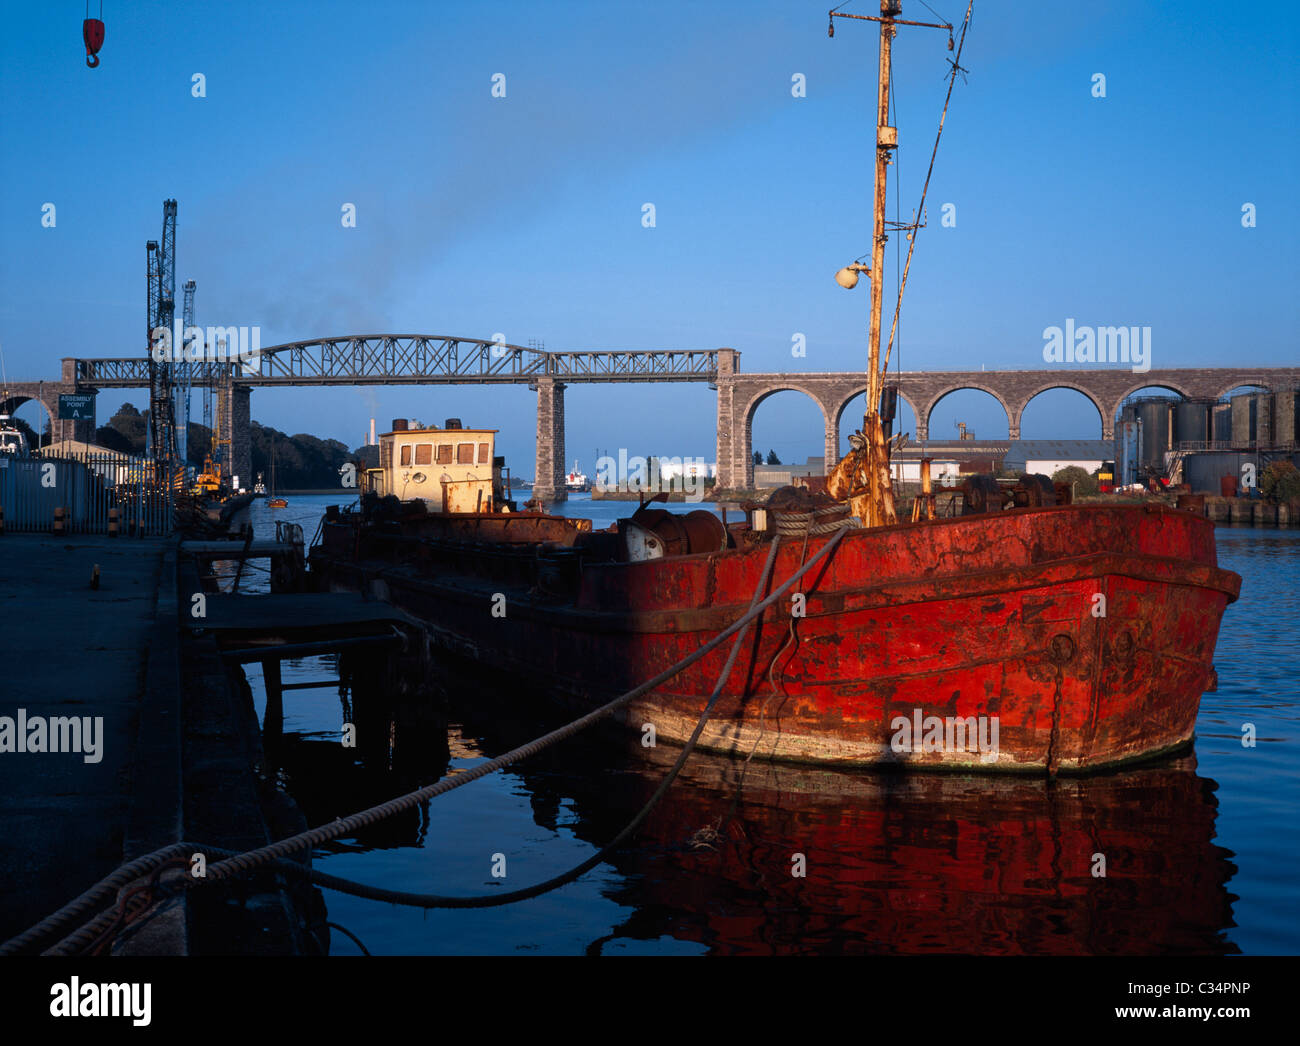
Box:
[715,358,1300,489]
[0,360,94,446]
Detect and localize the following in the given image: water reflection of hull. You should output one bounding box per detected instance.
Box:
[486,719,1239,955]
[602,747,1237,954]
[263,670,1239,955]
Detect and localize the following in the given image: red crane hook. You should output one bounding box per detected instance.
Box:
[83,17,105,68]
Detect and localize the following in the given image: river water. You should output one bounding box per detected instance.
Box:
[235,494,1300,955]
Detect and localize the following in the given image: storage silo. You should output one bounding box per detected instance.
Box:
[1135,398,1173,470]
[1210,402,1232,443]
[1231,393,1257,445]
[1173,399,1211,447]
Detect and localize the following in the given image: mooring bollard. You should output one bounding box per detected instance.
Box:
[108,506,119,537]
[53,505,66,535]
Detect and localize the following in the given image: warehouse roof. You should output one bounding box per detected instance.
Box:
[1004,440,1113,471]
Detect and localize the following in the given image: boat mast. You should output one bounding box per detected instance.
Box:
[866,0,897,431]
[830,1,955,527]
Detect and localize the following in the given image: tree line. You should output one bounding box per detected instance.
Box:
[86,403,361,490]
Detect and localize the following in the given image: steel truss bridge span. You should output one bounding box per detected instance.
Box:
[76,336,722,388]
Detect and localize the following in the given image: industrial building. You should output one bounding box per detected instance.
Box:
[1115,386,1300,493]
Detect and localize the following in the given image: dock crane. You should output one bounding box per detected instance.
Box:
[145,199,178,483]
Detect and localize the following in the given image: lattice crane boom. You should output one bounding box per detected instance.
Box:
[146,199,178,473]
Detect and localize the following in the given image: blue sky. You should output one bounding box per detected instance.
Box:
[1,0,1296,473]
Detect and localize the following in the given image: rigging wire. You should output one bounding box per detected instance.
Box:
[917,0,949,26]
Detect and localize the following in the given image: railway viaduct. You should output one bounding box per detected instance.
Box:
[714,353,1300,489]
[3,344,1296,499]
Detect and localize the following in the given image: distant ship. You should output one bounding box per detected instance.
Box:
[565,460,591,493]
[252,472,267,498]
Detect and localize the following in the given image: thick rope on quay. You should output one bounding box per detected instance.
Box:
[0,844,194,956]
[9,521,852,956]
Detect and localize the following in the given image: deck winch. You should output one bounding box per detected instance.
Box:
[620,504,728,560]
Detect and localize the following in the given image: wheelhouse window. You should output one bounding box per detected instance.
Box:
[399,444,412,466]
[414,443,433,465]
[436,444,453,464]
[478,442,490,463]
[457,443,475,464]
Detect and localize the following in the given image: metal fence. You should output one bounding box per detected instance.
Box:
[0,451,174,536]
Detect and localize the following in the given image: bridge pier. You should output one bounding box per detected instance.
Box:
[715,385,756,491]
[532,377,566,503]
[824,414,840,474]
[714,350,754,490]
[217,384,252,490]
[55,360,97,443]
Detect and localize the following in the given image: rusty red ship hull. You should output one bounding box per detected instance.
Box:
[312,503,1240,773]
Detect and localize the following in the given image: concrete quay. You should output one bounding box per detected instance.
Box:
[0,532,320,955]
[0,534,178,947]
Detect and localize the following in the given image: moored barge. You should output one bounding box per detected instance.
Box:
[310,418,1239,774]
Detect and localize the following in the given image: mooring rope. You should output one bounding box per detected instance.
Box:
[773,505,853,536]
[5,522,853,956]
